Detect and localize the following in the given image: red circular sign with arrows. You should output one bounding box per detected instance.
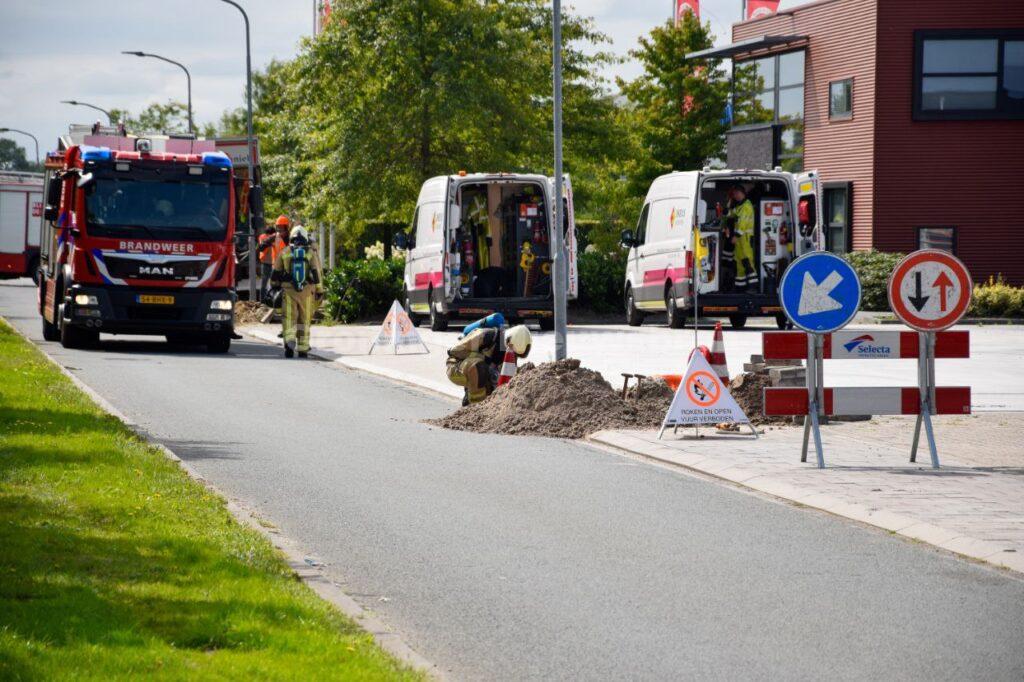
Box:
[888,250,972,331]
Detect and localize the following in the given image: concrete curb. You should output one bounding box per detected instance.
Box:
[241,326,462,401]
[587,430,1023,576]
[6,320,445,680]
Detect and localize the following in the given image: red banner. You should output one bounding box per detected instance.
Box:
[675,0,699,25]
[745,0,780,20]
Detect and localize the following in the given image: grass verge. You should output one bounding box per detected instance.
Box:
[0,318,421,680]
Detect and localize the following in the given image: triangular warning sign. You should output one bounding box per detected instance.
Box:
[369,300,429,355]
[659,351,753,438]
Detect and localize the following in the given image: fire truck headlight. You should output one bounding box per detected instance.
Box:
[74,294,99,306]
[210,299,233,310]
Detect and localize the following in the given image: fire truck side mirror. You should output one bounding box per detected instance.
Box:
[76,172,94,189]
[44,177,62,221]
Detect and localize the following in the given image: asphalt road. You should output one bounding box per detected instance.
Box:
[3,281,1023,680]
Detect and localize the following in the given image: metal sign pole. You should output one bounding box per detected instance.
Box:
[801,332,825,468]
[551,0,568,361]
[910,331,940,468]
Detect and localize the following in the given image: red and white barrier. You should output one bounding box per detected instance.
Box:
[763,330,969,360]
[764,386,971,416]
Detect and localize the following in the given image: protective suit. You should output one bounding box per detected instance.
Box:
[446,324,532,405]
[271,226,324,357]
[728,199,758,289]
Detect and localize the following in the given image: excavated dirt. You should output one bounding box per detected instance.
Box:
[429,359,674,439]
[234,300,271,326]
[728,372,792,426]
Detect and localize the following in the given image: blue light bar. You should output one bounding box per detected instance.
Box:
[201,151,232,168]
[80,145,112,161]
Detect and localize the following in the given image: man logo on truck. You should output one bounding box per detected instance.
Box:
[138,265,175,276]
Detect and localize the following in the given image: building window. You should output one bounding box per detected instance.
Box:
[914,30,1024,120]
[733,50,805,171]
[917,226,956,254]
[824,183,851,254]
[829,79,853,119]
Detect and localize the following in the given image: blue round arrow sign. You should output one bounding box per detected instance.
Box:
[779,252,861,333]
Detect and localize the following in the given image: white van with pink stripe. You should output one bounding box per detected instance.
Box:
[395,172,576,332]
[621,168,823,330]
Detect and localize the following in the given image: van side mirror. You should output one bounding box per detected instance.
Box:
[44,177,62,221]
[619,229,636,248]
[393,232,410,251]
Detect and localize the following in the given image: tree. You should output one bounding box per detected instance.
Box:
[0,138,40,172]
[253,0,622,255]
[617,12,729,195]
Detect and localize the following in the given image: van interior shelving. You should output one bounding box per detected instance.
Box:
[453,180,551,300]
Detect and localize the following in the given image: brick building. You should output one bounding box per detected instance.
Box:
[689,0,1024,283]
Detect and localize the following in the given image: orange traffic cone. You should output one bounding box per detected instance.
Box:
[709,321,729,384]
[497,349,517,386]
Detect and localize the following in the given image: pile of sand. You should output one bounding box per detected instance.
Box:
[430,359,673,439]
[728,372,792,426]
[234,300,270,326]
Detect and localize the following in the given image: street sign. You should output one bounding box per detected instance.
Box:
[659,351,753,438]
[779,252,861,333]
[888,250,972,331]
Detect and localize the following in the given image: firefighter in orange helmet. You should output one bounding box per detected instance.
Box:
[257,215,291,302]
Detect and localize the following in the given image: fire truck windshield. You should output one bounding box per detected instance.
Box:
[84,175,230,241]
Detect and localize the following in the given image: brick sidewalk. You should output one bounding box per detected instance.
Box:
[591,418,1024,574]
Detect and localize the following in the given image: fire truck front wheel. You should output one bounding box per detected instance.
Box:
[205,335,231,354]
[59,313,98,349]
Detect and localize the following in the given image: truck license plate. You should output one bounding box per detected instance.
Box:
[137,295,175,305]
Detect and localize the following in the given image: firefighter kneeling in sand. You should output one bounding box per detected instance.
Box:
[270,226,324,358]
[446,324,532,405]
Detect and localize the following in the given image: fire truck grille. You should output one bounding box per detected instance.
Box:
[103,255,208,281]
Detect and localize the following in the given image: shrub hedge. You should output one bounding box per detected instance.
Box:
[322,258,404,323]
[576,250,627,315]
[842,250,905,312]
[970,277,1024,318]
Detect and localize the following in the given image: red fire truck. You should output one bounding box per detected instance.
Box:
[0,171,44,282]
[38,124,238,352]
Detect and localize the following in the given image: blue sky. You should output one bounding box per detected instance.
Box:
[0,0,797,159]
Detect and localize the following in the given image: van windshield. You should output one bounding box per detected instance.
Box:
[85,175,230,241]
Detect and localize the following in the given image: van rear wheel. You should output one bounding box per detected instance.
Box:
[625,287,644,327]
[539,317,554,332]
[775,314,792,330]
[403,290,421,327]
[666,290,685,329]
[429,294,449,332]
[728,314,748,330]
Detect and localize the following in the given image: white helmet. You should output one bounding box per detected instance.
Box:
[290,225,309,245]
[505,324,532,358]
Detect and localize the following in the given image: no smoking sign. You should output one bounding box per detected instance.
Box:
[888,250,972,331]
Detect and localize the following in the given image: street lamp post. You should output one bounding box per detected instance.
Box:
[122,51,194,135]
[60,100,114,124]
[0,128,40,166]
[551,0,568,360]
[218,0,259,302]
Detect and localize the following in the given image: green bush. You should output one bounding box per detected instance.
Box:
[843,250,905,312]
[322,258,404,323]
[970,277,1024,318]
[577,249,627,315]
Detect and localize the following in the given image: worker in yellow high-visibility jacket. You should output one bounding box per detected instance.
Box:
[270,226,324,358]
[726,185,759,291]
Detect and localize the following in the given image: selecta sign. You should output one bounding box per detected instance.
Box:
[836,333,893,358]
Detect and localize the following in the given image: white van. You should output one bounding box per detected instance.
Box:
[621,169,823,329]
[395,172,577,331]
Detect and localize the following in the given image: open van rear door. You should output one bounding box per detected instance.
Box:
[549,174,578,299]
[795,171,824,253]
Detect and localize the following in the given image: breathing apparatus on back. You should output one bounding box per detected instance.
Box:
[290,225,310,291]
